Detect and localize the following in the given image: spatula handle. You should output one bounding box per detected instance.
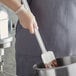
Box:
[22,0,47,53]
[34,29,47,53]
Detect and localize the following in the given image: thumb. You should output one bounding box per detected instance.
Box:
[29,23,34,34]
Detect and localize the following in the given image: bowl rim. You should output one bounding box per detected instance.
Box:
[33,56,76,71]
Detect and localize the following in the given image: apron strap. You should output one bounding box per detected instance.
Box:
[27,0,32,5]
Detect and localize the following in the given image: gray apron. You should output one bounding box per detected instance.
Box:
[15,0,76,76]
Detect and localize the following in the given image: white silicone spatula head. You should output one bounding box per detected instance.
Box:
[41,51,55,64]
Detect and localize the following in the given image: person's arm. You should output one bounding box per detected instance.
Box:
[0,0,21,13]
[0,0,38,33]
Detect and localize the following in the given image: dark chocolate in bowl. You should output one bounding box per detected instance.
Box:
[33,56,76,76]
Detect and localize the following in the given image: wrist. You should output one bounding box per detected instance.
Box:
[15,5,25,15]
[15,4,33,22]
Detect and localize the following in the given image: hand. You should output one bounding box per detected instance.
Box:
[17,7,38,34]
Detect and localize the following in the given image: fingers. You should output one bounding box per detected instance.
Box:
[29,18,38,34]
[33,18,38,30]
[29,23,34,34]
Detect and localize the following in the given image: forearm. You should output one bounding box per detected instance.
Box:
[0,0,21,12]
[0,0,38,33]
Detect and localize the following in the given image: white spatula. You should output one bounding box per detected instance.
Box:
[34,29,56,67]
[22,0,56,67]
